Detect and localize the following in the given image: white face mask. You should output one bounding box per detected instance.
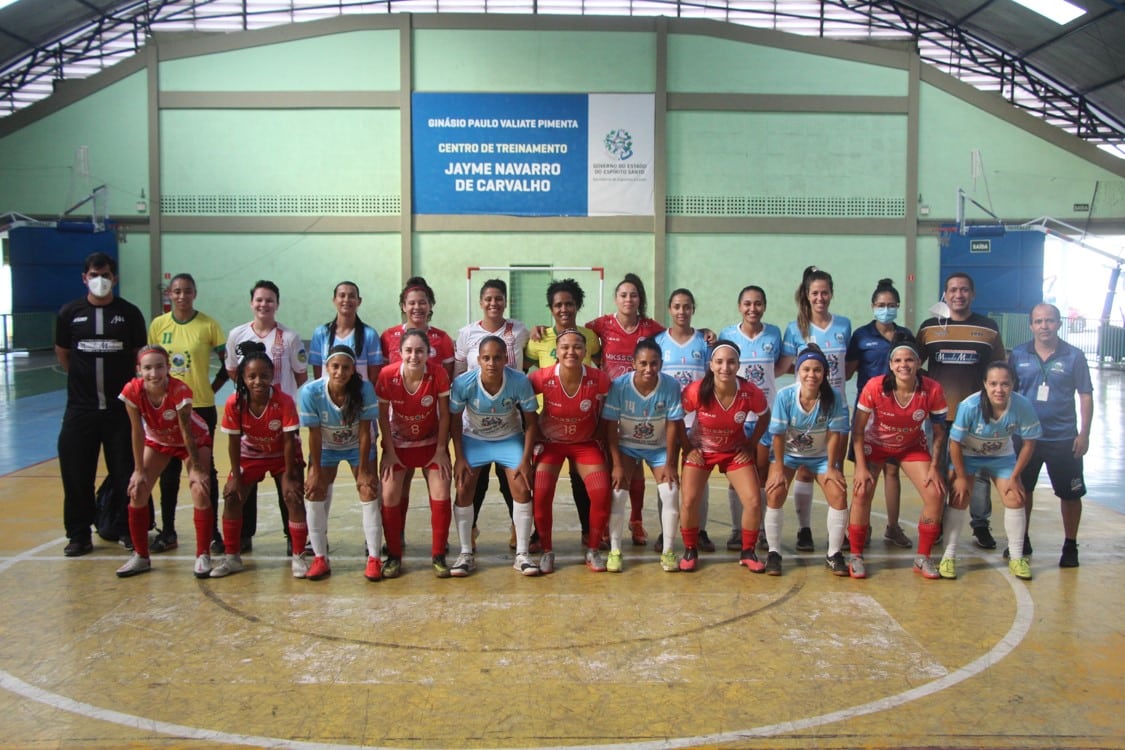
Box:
[87,276,113,298]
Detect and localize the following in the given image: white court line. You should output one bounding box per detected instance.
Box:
[0,534,1036,749]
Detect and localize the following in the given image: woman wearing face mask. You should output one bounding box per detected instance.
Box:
[845,278,915,549]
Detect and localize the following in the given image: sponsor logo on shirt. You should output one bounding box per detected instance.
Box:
[76,340,124,353]
[934,350,979,364]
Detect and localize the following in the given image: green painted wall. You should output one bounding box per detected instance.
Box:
[668,34,907,95]
[160,233,402,338]
[159,30,401,91]
[666,234,907,329]
[0,73,147,216]
[414,30,655,91]
[667,111,907,200]
[160,109,400,197]
[918,84,1122,222]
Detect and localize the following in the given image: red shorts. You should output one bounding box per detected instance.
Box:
[684,450,754,474]
[145,434,212,461]
[864,442,932,466]
[390,444,440,472]
[234,456,288,485]
[534,440,606,467]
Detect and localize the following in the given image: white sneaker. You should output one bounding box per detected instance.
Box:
[115,553,151,578]
[193,553,212,579]
[450,552,476,577]
[513,552,540,576]
[291,552,309,579]
[538,550,555,574]
[210,554,244,578]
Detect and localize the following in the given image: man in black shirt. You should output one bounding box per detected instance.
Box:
[55,251,147,555]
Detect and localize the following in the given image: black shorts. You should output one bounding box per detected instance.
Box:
[1019,440,1086,500]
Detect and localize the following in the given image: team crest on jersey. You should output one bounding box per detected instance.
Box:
[501,398,514,408]
[788,432,815,452]
[835,332,846,344]
[763,342,775,354]
[297,349,308,363]
[171,353,188,369]
[746,364,765,384]
[655,400,666,410]
[421,395,435,407]
[980,440,1004,455]
[633,422,655,441]
[863,444,873,456]
[912,409,926,421]
[481,416,504,431]
[579,399,592,412]
[733,411,747,424]
[162,409,176,421]
[692,350,702,360]
[268,419,282,430]
[331,428,350,444]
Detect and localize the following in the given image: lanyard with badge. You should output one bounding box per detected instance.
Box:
[1035,355,1051,402]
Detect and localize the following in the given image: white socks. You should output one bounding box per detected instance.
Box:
[305,499,328,558]
[454,503,474,554]
[512,501,534,556]
[1004,506,1027,559]
[794,480,814,528]
[765,506,783,553]
[657,482,679,553]
[361,499,382,559]
[826,507,847,556]
[942,506,967,560]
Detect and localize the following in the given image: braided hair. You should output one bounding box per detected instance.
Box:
[234,340,275,424]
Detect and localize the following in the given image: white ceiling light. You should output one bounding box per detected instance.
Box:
[0,0,21,9]
[1010,0,1087,25]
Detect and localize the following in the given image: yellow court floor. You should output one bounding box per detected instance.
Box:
[0,453,1122,750]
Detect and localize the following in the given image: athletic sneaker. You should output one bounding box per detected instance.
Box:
[725,529,741,551]
[913,555,940,580]
[757,530,769,551]
[291,553,309,579]
[209,554,243,578]
[382,556,402,579]
[606,550,623,572]
[764,551,782,576]
[64,539,93,557]
[698,530,716,553]
[450,552,476,577]
[883,524,912,548]
[939,557,957,580]
[150,530,178,553]
[118,536,134,552]
[1059,543,1079,568]
[972,526,997,550]
[307,555,332,581]
[585,549,607,572]
[1002,534,1034,559]
[115,553,151,578]
[738,548,766,573]
[364,556,383,581]
[1008,557,1032,580]
[660,551,678,572]
[629,519,647,546]
[513,553,540,576]
[796,527,815,552]
[538,550,555,575]
[825,551,848,576]
[432,554,451,579]
[193,553,212,579]
[678,547,699,572]
[848,554,866,579]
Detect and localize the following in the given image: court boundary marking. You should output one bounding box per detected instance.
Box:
[0,533,1035,749]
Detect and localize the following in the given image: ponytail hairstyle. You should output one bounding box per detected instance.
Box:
[478,334,508,362]
[795,266,834,340]
[699,339,741,408]
[399,276,436,321]
[738,284,767,306]
[795,343,836,415]
[871,277,900,305]
[326,281,366,358]
[980,361,1016,423]
[325,344,365,426]
[234,340,275,424]
[633,338,662,360]
[667,287,696,308]
[136,343,171,367]
[616,272,648,319]
[882,333,921,396]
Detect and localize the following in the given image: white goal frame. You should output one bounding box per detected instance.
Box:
[465,265,605,324]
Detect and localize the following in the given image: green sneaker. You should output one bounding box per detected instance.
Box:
[1008,557,1032,580]
[606,550,623,573]
[660,550,678,572]
[432,554,451,579]
[382,556,402,579]
[939,557,957,580]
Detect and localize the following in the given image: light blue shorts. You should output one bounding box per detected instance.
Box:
[462,434,525,470]
[782,454,830,474]
[962,454,1016,480]
[320,446,361,469]
[619,444,667,468]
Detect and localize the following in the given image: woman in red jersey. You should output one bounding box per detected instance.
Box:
[528,328,613,574]
[376,328,453,579]
[677,340,770,573]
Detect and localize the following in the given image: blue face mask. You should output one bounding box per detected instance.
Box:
[873,306,898,324]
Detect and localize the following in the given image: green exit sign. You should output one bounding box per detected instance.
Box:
[970,239,991,253]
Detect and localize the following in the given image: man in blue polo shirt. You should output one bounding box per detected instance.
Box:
[1008,303,1092,568]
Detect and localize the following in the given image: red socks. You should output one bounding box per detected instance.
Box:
[429,498,451,557]
[741,528,759,551]
[584,470,611,548]
[532,470,558,552]
[848,523,869,556]
[681,526,700,549]
[918,521,941,556]
[288,521,308,557]
[128,505,149,557]
[194,507,213,557]
[222,517,242,556]
[381,503,405,558]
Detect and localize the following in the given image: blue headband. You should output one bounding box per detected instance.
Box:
[795,348,828,371]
